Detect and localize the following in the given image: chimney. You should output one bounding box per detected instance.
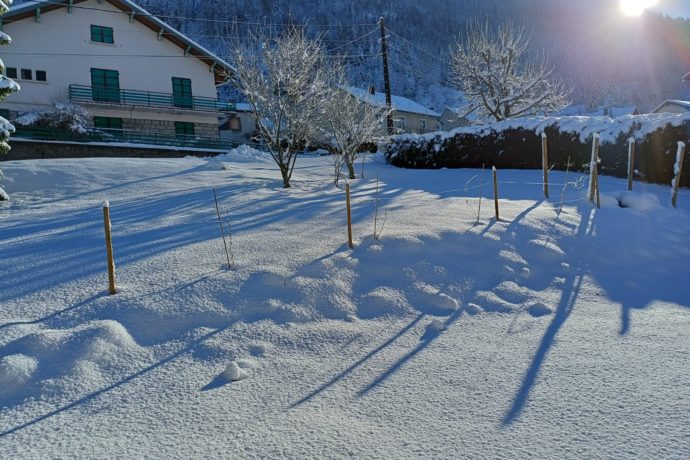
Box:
[368,85,376,95]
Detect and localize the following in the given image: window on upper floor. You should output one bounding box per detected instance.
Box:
[91,25,114,44]
[6,67,17,79]
[36,70,47,82]
[90,68,120,103]
[172,77,193,109]
[20,68,32,80]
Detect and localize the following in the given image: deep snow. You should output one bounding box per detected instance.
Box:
[0,151,689,458]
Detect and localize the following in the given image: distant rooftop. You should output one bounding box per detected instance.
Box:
[344,87,441,118]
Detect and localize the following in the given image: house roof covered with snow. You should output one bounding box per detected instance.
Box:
[653,99,690,113]
[4,0,235,85]
[344,87,441,118]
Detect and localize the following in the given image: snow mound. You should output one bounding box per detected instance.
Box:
[0,354,38,394]
[222,361,250,382]
[615,191,661,212]
[213,145,272,163]
[407,283,458,314]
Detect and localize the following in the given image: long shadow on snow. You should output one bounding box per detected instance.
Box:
[0,323,235,438]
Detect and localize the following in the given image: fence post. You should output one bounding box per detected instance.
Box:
[102,201,117,295]
[541,132,549,198]
[627,137,635,192]
[672,141,686,208]
[346,181,353,249]
[589,134,601,208]
[492,166,500,221]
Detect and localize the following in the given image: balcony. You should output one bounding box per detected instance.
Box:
[68,84,235,113]
[13,126,238,151]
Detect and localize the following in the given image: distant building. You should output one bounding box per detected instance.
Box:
[219,103,256,144]
[0,0,235,150]
[556,105,639,117]
[652,100,690,114]
[343,87,441,135]
[440,108,470,131]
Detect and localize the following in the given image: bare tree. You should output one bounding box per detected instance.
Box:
[0,0,20,201]
[319,71,390,182]
[450,21,570,122]
[230,30,330,188]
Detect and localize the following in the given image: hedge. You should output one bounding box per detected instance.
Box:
[384,114,690,187]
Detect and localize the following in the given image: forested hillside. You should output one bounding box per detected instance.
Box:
[20,0,690,112]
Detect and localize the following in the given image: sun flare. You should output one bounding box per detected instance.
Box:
[620,0,659,16]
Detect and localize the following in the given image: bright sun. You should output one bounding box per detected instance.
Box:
[620,0,659,16]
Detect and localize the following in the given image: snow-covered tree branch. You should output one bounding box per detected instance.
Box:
[0,0,20,201]
[230,29,331,188]
[450,21,570,122]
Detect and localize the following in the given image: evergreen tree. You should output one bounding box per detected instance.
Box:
[0,0,20,201]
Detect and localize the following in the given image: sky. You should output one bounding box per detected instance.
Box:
[652,0,690,18]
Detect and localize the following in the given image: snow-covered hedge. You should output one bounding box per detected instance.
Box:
[15,102,88,133]
[384,113,690,187]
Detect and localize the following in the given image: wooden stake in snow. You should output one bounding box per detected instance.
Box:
[346,181,353,249]
[102,201,116,295]
[672,141,686,208]
[492,166,500,221]
[627,137,636,192]
[541,132,549,198]
[477,164,485,225]
[588,134,601,209]
[213,187,233,269]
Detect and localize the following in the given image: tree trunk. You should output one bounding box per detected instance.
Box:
[346,157,356,180]
[280,165,291,188]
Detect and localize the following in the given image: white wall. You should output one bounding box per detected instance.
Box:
[1,0,219,116]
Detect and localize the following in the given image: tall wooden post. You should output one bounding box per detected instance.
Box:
[541,132,549,198]
[346,182,353,249]
[492,166,500,221]
[379,17,394,135]
[672,141,686,208]
[589,134,601,208]
[102,201,116,295]
[627,138,636,192]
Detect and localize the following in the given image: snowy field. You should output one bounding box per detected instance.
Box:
[0,150,689,459]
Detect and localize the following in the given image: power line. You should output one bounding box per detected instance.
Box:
[385,28,449,66]
[14,0,379,28]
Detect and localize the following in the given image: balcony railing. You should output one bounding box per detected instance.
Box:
[68,84,235,113]
[13,126,238,151]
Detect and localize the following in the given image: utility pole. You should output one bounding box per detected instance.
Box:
[379,17,394,135]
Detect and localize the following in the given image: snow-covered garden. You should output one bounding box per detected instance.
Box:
[0,150,688,458]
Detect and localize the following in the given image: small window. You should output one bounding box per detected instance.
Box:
[175,122,195,137]
[420,119,426,133]
[229,117,241,131]
[91,25,114,44]
[6,67,17,79]
[394,117,406,131]
[36,70,47,82]
[20,68,32,80]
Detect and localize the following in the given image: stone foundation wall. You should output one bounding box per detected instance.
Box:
[3,140,225,161]
[109,118,219,138]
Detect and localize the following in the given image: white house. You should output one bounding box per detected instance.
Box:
[343,87,441,135]
[0,0,235,147]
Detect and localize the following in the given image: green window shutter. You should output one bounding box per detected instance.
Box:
[91,25,114,44]
[175,121,195,138]
[91,68,120,103]
[94,116,122,130]
[172,77,193,109]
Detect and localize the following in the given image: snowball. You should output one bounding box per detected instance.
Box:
[222,361,250,382]
[528,303,553,318]
[427,318,446,333]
